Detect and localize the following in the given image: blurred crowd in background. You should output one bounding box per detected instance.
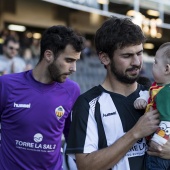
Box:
[0,29,41,74]
[0,28,154,94]
[0,28,98,69]
[0,28,107,93]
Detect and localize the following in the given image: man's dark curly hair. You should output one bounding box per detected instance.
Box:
[95,16,146,59]
[39,25,85,62]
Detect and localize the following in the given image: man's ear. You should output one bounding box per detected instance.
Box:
[44,50,53,63]
[98,52,110,66]
[165,64,170,74]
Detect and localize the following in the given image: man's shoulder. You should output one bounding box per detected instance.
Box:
[0,55,7,62]
[0,73,14,88]
[59,78,81,102]
[78,86,102,102]
[65,78,79,88]
[0,56,8,71]
[61,78,80,93]
[13,56,26,67]
[72,86,102,112]
[14,56,25,62]
[0,55,5,58]
[0,72,25,84]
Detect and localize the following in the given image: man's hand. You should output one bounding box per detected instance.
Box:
[131,109,159,139]
[147,139,170,159]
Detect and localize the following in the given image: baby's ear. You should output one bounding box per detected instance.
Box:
[165,64,170,74]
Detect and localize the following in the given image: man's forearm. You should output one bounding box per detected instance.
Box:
[76,109,159,170]
[76,129,138,170]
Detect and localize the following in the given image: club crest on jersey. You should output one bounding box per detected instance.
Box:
[55,106,65,119]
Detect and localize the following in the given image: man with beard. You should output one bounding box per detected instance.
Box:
[0,25,84,170]
[66,16,168,170]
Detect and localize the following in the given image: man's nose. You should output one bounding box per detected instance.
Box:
[132,55,140,66]
[69,62,76,72]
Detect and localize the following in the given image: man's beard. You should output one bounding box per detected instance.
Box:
[48,62,63,83]
[110,61,140,84]
[48,62,72,83]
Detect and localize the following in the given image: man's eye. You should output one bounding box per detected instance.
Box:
[137,52,142,56]
[66,59,72,62]
[123,55,130,58]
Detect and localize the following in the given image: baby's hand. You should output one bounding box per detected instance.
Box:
[134,99,147,109]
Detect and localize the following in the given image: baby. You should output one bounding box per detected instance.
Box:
[134,42,170,170]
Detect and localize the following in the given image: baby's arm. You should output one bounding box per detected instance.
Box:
[151,121,170,146]
[134,90,149,109]
[134,98,147,109]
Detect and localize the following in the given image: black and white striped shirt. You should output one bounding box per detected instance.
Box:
[66,84,148,170]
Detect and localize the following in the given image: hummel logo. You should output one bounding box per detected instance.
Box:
[103,112,116,117]
[14,102,31,108]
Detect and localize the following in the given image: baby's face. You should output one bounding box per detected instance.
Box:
[152,50,166,84]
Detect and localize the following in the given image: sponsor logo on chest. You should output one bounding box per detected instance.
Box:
[15,133,57,152]
[14,102,31,108]
[103,111,116,117]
